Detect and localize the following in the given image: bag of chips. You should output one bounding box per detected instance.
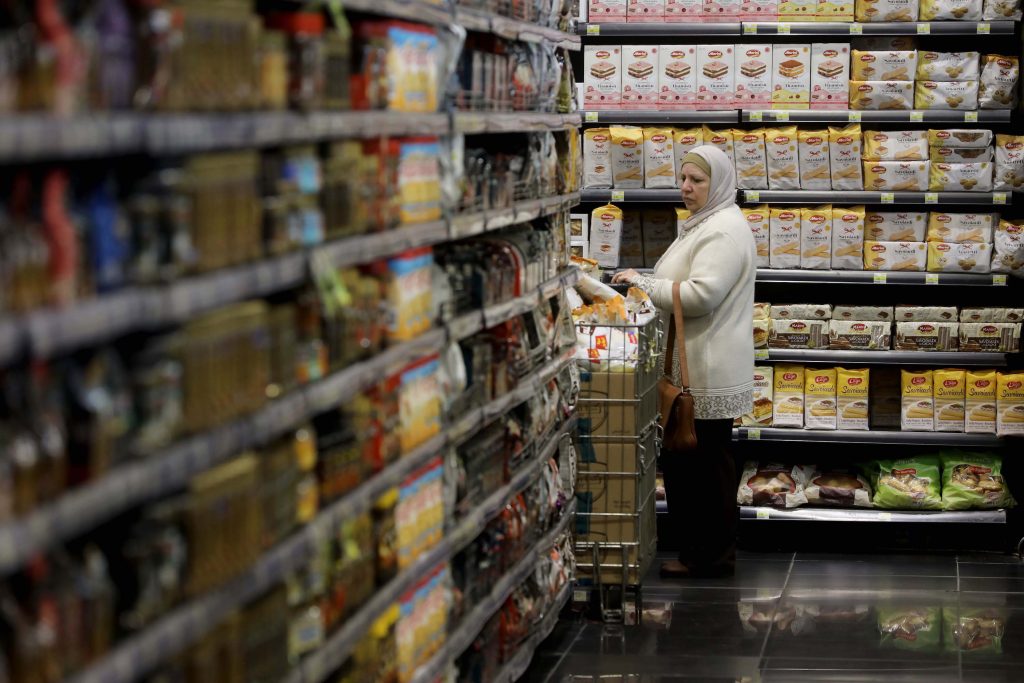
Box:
[737,462,810,507]
[983,0,1022,18]
[920,0,981,19]
[869,455,943,510]
[941,451,1016,510]
[878,607,942,651]
[980,54,1020,110]
[944,608,1007,653]
[994,134,1024,192]
[805,467,873,507]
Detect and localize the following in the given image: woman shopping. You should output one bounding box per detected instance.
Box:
[611,145,755,579]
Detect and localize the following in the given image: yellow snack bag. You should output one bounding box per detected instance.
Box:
[644,127,676,189]
[798,129,831,190]
[765,126,800,190]
[837,367,870,431]
[743,205,770,266]
[610,126,644,188]
[901,369,934,432]
[703,126,736,166]
[831,205,866,270]
[934,368,966,432]
[996,371,1024,436]
[805,367,838,430]
[773,364,805,428]
[770,207,801,269]
[966,370,997,434]
[734,129,769,190]
[590,204,624,268]
[828,124,863,190]
[800,205,833,270]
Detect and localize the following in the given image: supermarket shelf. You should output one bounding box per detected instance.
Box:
[756,268,1011,286]
[742,20,1014,35]
[293,419,578,683]
[575,22,741,35]
[410,499,578,683]
[741,110,1012,123]
[742,190,1012,205]
[733,427,1006,447]
[740,506,1007,523]
[449,192,582,239]
[455,112,582,133]
[579,189,682,202]
[458,9,581,49]
[340,0,454,25]
[581,110,738,124]
[315,220,450,269]
[493,582,573,683]
[760,349,1009,366]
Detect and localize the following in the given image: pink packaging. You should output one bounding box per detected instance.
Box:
[740,0,780,18]
[666,0,704,20]
[703,0,742,21]
[811,43,851,110]
[697,45,736,110]
[584,46,622,110]
[628,0,666,21]
[736,44,773,107]
[589,0,628,21]
[658,45,699,109]
[621,45,660,109]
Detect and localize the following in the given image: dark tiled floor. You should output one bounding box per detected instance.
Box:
[523,551,1024,683]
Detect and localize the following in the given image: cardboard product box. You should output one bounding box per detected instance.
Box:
[966,369,997,434]
[960,307,1024,323]
[769,207,801,268]
[816,0,854,19]
[902,369,935,431]
[928,162,993,193]
[585,46,623,109]
[831,205,866,270]
[863,161,930,192]
[621,45,660,109]
[871,366,902,429]
[810,44,850,109]
[863,130,928,161]
[772,44,812,109]
[855,0,919,22]
[926,241,992,274]
[741,0,780,19]
[833,305,894,322]
[849,81,914,110]
[697,45,736,109]
[642,208,676,266]
[895,321,960,351]
[771,304,833,319]
[665,0,704,21]
[590,0,629,21]
[703,0,742,21]
[895,305,957,322]
[934,368,967,432]
[779,0,816,19]
[830,320,892,350]
[863,241,928,271]
[866,211,927,241]
[577,370,640,436]
[576,470,639,517]
[959,322,1022,353]
[658,45,699,109]
[736,45,773,108]
[628,0,666,21]
[769,319,830,349]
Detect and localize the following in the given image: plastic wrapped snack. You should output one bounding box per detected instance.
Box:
[644,127,676,189]
[995,134,1024,192]
[916,52,981,82]
[829,124,864,190]
[920,0,982,19]
[945,608,1007,653]
[980,54,1020,110]
[928,162,993,193]
[737,462,810,507]
[862,130,928,161]
[805,467,873,507]
[850,81,914,111]
[993,219,1024,274]
[734,129,769,190]
[878,607,942,651]
[863,161,929,191]
[869,456,943,510]
[855,0,918,19]
[610,126,644,188]
[941,451,1016,510]
[984,0,1022,18]
[928,128,993,149]
[914,80,979,111]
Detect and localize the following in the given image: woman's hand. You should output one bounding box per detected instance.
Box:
[611,269,640,285]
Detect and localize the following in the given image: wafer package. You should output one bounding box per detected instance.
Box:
[837,367,871,431]
[902,369,935,431]
[658,45,698,109]
[863,241,927,271]
[930,147,993,163]
[621,46,660,109]
[864,161,930,191]
[833,305,894,321]
[960,308,1024,323]
[744,205,771,266]
[770,207,801,268]
[801,205,833,270]
[829,124,864,190]
[995,134,1024,192]
[741,367,775,427]
[805,368,838,430]
[772,45,811,109]
[855,0,919,20]
[916,52,981,82]
[862,130,928,161]
[895,305,957,322]
[866,211,927,241]
[610,126,644,188]
[920,0,982,20]
[585,46,623,109]
[928,162,993,193]
[996,371,1024,437]
[915,80,980,111]
[980,54,1020,109]
[697,45,735,109]
[959,323,1021,352]
[811,43,850,110]
[934,369,966,432]
[734,129,769,190]
[590,204,625,268]
[766,126,801,190]
[770,304,832,319]
[850,81,914,110]
[926,213,995,243]
[773,365,806,428]
[830,320,891,350]
[799,129,832,190]
[831,206,867,270]
[643,127,677,188]
[928,129,993,148]
[896,321,960,351]
[966,369,997,434]
[770,319,830,349]
[736,45,773,107]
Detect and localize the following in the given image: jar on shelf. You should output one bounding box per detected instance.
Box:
[265,12,326,111]
[258,30,289,110]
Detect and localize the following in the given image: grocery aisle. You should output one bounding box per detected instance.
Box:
[524,551,1024,683]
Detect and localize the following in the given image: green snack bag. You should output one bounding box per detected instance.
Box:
[944,607,1006,654]
[878,607,942,651]
[941,451,1016,511]
[871,456,943,510]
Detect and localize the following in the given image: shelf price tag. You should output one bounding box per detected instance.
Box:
[585,111,599,122]
[925,192,939,204]
[880,192,895,204]
[744,23,759,34]
[993,274,1008,286]
[750,111,764,122]
[977,22,991,34]
[755,348,770,360]
[917,22,931,33]
[611,190,625,202]
[910,111,925,122]
[878,512,893,521]
[574,590,588,602]
[848,111,862,122]
[586,24,600,35]
[778,22,791,34]
[747,428,762,440]
[756,508,771,519]
[775,111,790,122]
[849,23,863,34]
[965,111,979,122]
[925,273,940,285]
[747,190,761,202]
[993,192,1008,205]
[873,273,888,284]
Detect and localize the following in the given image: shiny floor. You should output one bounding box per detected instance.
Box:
[524,551,1024,683]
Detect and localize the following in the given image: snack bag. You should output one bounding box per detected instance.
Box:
[941,451,1015,510]
[851,50,918,81]
[920,0,982,19]
[831,205,866,270]
[928,162,993,193]
[800,205,833,269]
[829,124,863,190]
[928,129,993,148]
[584,128,613,189]
[765,126,800,189]
[945,608,1008,653]
[610,126,644,188]
[870,455,943,509]
[984,0,1022,18]
[926,242,992,273]
[770,207,801,269]
[994,134,1024,192]
[926,213,995,243]
[862,130,928,161]
[863,161,929,191]
[674,207,691,233]
[743,205,771,266]
[980,54,1020,109]
[773,364,805,427]
[996,371,1024,436]
[741,366,775,426]
[805,466,872,507]
[704,126,736,166]
[916,52,981,82]
[966,369,997,434]
[799,129,832,190]
[855,0,918,20]
[805,368,837,430]
[589,204,625,268]
[644,127,676,188]
[849,81,914,110]
[878,607,942,650]
[993,219,1024,274]
[930,146,993,163]
[934,368,966,432]
[915,80,980,111]
[866,211,927,241]
[901,369,934,431]
[837,367,870,431]
[734,129,769,190]
[864,241,928,271]
[737,462,810,507]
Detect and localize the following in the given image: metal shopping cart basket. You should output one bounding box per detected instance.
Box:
[572,313,662,623]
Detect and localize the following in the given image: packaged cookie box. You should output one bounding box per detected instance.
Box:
[863,241,927,270]
[895,321,960,351]
[628,0,666,21]
[863,161,930,191]
[696,45,736,109]
[658,45,698,110]
[590,0,628,21]
[959,323,1022,352]
[810,44,850,110]
[621,46,660,109]
[772,45,811,110]
[585,46,623,109]
[926,241,992,273]
[915,81,980,111]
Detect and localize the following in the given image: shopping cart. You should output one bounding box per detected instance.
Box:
[572,314,662,623]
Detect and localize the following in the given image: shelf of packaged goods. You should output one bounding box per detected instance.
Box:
[454,112,582,134]
[756,269,1012,286]
[741,20,1015,35]
[741,109,1012,123]
[457,9,581,49]
[336,0,454,25]
[0,112,452,162]
[291,418,578,683]
[408,499,578,683]
[739,506,1007,523]
[733,427,1006,446]
[491,581,573,683]
[448,192,582,239]
[741,190,1012,206]
[576,22,742,36]
[580,189,683,202]
[758,349,1009,366]
[581,110,739,124]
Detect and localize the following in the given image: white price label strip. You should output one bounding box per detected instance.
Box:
[755,348,769,360]
[747,428,761,440]
[848,111,862,122]
[965,111,979,122]
[585,111,598,122]
[993,192,1008,205]
[910,112,924,122]
[917,22,931,33]
[750,111,764,122]
[747,191,761,202]
[778,22,791,34]
[849,23,863,34]
[878,512,893,521]
[744,23,759,34]
[925,192,939,204]
[977,22,991,34]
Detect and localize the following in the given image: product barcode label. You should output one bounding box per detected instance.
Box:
[917,22,931,34]
[849,23,863,34]
[586,24,600,35]
[775,111,790,122]
[993,274,1008,286]
[878,512,893,521]
[848,111,862,122]
[747,191,761,202]
[977,22,991,34]
[749,111,764,122]
[993,192,1008,205]
[778,23,791,34]
[910,112,925,122]
[744,23,759,34]
[574,590,588,602]
[755,348,769,360]
[965,111,979,122]
[747,428,762,440]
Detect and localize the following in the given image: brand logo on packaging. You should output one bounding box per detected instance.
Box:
[872,166,886,173]
[596,51,611,59]
[912,376,928,385]
[838,136,854,144]
[944,380,959,388]
[848,377,864,385]
[852,323,867,331]
[681,135,697,144]
[842,214,858,223]
[811,215,826,224]
[712,135,727,144]
[999,58,1013,68]
[983,325,998,333]
[634,50,648,58]
[919,325,935,332]
[785,49,800,57]
[868,215,883,223]
[872,244,886,252]
[807,136,823,144]
[754,373,765,381]
[748,213,764,221]
[873,134,888,142]
[780,211,796,220]
[894,468,917,476]
[652,134,667,143]
[672,51,686,58]
[593,134,608,142]
[709,50,723,58]
[743,134,758,142]
[938,214,951,222]
[621,140,637,148]
[937,131,951,139]
[747,49,761,57]
[858,85,873,93]
[1009,381,1023,389]
[815,375,830,383]
[824,49,839,58]
[925,52,938,59]
[773,136,790,144]
[976,380,991,388]
[791,322,807,330]
[938,163,951,170]
[1008,224,1022,234]
[601,213,615,220]
[938,243,951,251]
[783,372,798,381]
[861,54,875,62]
[1008,142,1024,151]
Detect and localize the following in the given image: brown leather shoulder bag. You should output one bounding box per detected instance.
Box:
[657,281,698,454]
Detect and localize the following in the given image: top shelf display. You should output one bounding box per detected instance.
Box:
[576,21,1016,35]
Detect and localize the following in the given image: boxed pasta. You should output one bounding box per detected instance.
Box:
[930,147,993,163]
[837,367,871,431]
[993,219,1024,274]
[590,0,628,20]
[984,0,1022,18]
[810,43,850,109]
[895,305,957,322]
[833,305,894,321]
[743,205,771,265]
[736,45,773,107]
[621,46,660,109]
[959,322,1021,352]
[658,46,698,109]
[966,369,997,433]
[585,46,623,109]
[590,204,625,268]
[620,211,644,267]
[772,45,812,109]
[643,209,676,265]
[737,462,810,507]
[801,205,833,269]
[773,364,806,428]
[799,129,832,190]
[770,319,830,349]
[915,80,980,111]
[665,0,703,20]
[928,162,993,192]
[980,54,1020,109]
[628,0,666,21]
[830,320,891,350]
[770,207,801,268]
[901,369,935,431]
[916,52,981,82]
[849,81,914,110]
[734,129,769,190]
[831,205,866,270]
[851,50,917,81]
[863,241,927,271]
[871,367,902,429]
[960,307,1023,323]
[771,304,832,319]
[829,124,864,190]
[741,366,775,427]
[896,321,959,351]
[934,368,966,432]
[866,211,927,241]
[995,134,1024,192]
[697,45,736,109]
[928,128,993,148]
[644,127,677,188]
[816,0,855,20]
[584,128,614,189]
[610,126,644,188]
[766,126,800,190]
[704,126,736,165]
[862,130,928,161]
[996,371,1024,436]
[704,0,742,21]
[673,127,704,182]
[926,213,995,243]
[920,0,982,20]
[854,0,918,20]
[805,368,838,430]
[863,161,930,191]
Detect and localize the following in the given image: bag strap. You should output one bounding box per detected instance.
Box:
[663,281,691,390]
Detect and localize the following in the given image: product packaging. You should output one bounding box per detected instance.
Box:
[621,46,660,108]
[984,0,1022,18]
[896,321,960,351]
[902,369,935,432]
[697,45,736,109]
[941,451,1015,510]
[799,129,832,189]
[816,0,855,20]
[854,0,919,19]
[585,46,623,109]
[766,126,801,189]
[734,129,770,189]
[831,205,866,270]
[926,241,992,273]
[805,467,872,507]
[966,370,998,434]
[934,368,966,432]
[916,52,981,82]
[863,161,930,191]
[801,205,833,269]
[849,81,914,110]
[862,130,928,161]
[590,0,629,20]
[930,146,994,163]
[915,80,980,111]
[896,305,958,322]
[921,0,982,18]
[866,211,927,241]
[644,127,677,188]
[836,367,870,430]
[773,364,806,427]
[741,366,775,426]
[584,128,613,188]
[779,0,817,20]
[830,320,891,350]
[959,323,1021,352]
[805,368,838,430]
[863,241,927,270]
[770,319,830,349]
[829,124,864,190]
[870,456,943,509]
[658,45,699,109]
[928,129,993,148]
[628,0,667,21]
[590,204,625,268]
[744,205,771,266]
[960,307,1024,323]
[704,0,742,21]
[926,212,995,243]
[833,305,894,321]
[737,462,810,506]
[770,304,832,319]
[995,134,1024,192]
[673,128,704,181]
[772,44,812,109]
[704,126,737,166]
[769,207,801,268]
[610,126,645,188]
[993,219,1024,274]
[851,50,918,81]
[742,0,781,18]
[997,371,1024,436]
[736,45,773,107]
[981,54,1020,109]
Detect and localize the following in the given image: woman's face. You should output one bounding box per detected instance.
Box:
[680,162,711,212]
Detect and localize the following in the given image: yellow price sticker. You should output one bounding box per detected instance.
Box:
[747,428,762,441]
[778,22,791,34]
[925,192,939,204]
[849,23,863,34]
[993,192,1008,205]
[873,273,888,284]
[917,22,931,34]
[585,111,599,122]
[586,24,600,35]
[965,111,979,122]
[878,512,893,521]
[756,508,771,519]
[848,111,862,122]
[881,192,895,203]
[747,190,761,202]
[750,111,764,122]
[925,273,940,284]
[910,111,925,122]
[775,111,790,122]
[744,23,759,34]
[977,22,991,34]
[994,274,1008,286]
[611,190,625,202]
[755,348,769,360]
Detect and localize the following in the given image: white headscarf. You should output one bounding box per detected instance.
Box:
[677,144,738,234]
